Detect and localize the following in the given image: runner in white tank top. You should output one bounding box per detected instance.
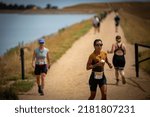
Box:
[32,38,51,95]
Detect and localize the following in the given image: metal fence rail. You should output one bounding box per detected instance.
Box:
[135,43,150,77]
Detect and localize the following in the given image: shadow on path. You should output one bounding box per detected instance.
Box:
[127,78,146,92]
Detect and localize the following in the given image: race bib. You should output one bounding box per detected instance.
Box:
[94,72,103,79]
[37,59,45,65]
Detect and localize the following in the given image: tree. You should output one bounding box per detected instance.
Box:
[51,6,58,9]
[46,4,51,9]
[18,5,25,10]
[13,4,19,9]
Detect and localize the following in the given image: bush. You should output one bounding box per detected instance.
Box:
[0,87,18,100]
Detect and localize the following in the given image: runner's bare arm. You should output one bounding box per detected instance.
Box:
[47,52,51,69]
[86,56,102,70]
[123,44,126,55]
[105,56,112,68]
[107,44,114,53]
[86,56,93,70]
[32,51,36,68]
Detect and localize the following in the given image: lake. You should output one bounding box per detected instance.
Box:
[0,13,93,55]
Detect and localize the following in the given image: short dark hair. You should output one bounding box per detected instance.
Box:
[93,39,102,46]
[116,35,121,40]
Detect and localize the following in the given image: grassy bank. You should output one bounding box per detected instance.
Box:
[119,9,150,74]
[119,10,150,44]
[139,50,150,74]
[0,18,92,99]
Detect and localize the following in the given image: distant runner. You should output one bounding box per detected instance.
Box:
[107,35,126,85]
[114,14,120,32]
[92,16,101,34]
[32,38,51,95]
[86,39,112,100]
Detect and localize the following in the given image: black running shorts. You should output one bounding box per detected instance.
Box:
[113,54,125,70]
[89,72,107,92]
[34,64,48,75]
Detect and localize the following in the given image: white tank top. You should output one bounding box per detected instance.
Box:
[35,47,49,65]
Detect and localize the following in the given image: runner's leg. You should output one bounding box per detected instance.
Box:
[115,69,119,85]
[41,73,46,89]
[40,73,46,95]
[88,91,96,100]
[100,84,107,100]
[36,75,42,94]
[36,75,40,86]
[119,70,126,84]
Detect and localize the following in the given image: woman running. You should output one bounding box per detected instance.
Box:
[114,14,120,32]
[92,16,101,34]
[32,38,51,95]
[107,35,126,85]
[86,39,112,100]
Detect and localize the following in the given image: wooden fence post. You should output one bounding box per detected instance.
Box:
[135,43,139,77]
[20,48,25,80]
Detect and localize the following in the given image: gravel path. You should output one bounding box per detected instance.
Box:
[19,12,150,100]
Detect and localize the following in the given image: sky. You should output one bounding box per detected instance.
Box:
[0,0,150,8]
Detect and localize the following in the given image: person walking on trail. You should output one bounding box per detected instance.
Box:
[86,39,112,100]
[92,16,100,34]
[114,14,120,32]
[32,38,51,95]
[107,35,126,85]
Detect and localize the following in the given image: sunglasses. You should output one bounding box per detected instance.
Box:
[95,44,103,46]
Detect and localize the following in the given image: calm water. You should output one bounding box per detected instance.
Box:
[0,14,93,55]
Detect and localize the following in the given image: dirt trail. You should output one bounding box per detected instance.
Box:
[20,12,150,100]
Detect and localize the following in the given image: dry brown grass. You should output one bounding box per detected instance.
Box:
[0,19,92,87]
[139,50,150,74]
[110,2,150,19]
[0,48,21,81]
[0,18,92,100]
[119,10,150,44]
[119,8,150,74]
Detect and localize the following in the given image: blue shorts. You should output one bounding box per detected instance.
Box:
[34,64,48,75]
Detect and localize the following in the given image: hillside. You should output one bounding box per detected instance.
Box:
[0,2,150,14]
[63,2,150,15]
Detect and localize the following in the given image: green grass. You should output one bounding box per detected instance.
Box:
[0,74,34,99]
[6,75,20,81]
[11,80,34,92]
